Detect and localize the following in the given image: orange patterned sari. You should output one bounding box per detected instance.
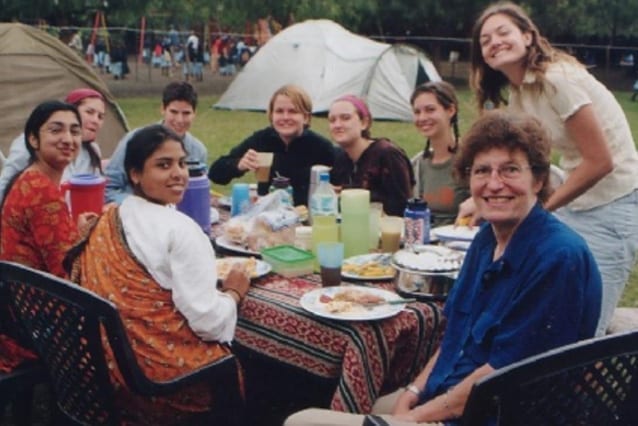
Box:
[70,207,238,425]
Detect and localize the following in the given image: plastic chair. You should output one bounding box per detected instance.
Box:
[0,278,48,425]
[0,362,46,425]
[462,330,638,425]
[0,261,245,426]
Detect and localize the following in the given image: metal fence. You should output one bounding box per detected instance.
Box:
[48,25,638,91]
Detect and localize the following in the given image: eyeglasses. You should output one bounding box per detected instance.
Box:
[468,164,532,181]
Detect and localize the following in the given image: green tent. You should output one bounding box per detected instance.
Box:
[0,23,128,157]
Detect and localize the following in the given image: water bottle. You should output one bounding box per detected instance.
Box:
[310,172,339,271]
[307,165,331,218]
[177,162,211,234]
[404,198,430,246]
[310,172,337,218]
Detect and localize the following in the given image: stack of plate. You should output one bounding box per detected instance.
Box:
[392,245,464,273]
[430,225,480,251]
[391,245,464,301]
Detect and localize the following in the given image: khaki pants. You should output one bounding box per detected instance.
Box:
[284,390,444,426]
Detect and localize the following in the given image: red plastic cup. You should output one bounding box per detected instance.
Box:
[61,174,106,221]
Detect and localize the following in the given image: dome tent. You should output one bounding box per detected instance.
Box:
[215,19,441,121]
[0,23,128,156]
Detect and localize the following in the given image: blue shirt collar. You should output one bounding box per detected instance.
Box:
[474,202,548,273]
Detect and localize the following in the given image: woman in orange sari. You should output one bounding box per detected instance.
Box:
[65,124,250,425]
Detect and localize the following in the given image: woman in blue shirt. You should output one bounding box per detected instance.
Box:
[285,110,601,426]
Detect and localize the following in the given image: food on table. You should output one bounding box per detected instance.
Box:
[455,216,472,226]
[342,260,394,278]
[216,257,257,280]
[222,209,298,251]
[294,205,309,222]
[319,288,386,313]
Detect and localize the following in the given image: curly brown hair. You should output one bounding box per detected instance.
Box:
[454,110,551,202]
[469,1,576,110]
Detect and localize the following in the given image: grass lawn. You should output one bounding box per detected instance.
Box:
[117,88,638,306]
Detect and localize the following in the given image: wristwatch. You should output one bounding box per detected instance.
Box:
[406,384,420,396]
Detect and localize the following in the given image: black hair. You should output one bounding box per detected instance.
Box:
[23,101,81,161]
[162,81,198,110]
[2,101,80,239]
[124,124,186,186]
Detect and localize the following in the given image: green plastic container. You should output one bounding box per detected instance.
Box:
[260,245,315,277]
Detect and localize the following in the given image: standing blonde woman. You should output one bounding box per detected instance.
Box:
[467,1,638,335]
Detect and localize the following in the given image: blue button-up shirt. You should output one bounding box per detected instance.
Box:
[422,203,601,408]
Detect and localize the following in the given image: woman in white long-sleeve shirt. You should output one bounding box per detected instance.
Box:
[64,124,250,425]
[0,88,106,202]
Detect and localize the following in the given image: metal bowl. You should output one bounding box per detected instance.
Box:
[392,263,457,302]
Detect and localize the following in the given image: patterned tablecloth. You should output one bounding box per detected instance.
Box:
[211,200,445,413]
[236,273,445,413]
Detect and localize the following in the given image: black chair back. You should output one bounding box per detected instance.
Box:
[462,330,638,426]
[0,261,244,426]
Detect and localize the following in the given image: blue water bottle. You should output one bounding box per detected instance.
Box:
[404,198,430,246]
[177,162,211,234]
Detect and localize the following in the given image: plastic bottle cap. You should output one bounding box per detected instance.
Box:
[69,173,106,185]
[407,198,427,210]
[186,162,206,177]
[272,176,291,188]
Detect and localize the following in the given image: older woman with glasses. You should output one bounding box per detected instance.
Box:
[284,110,601,426]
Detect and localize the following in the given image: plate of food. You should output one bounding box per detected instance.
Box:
[341,253,396,281]
[218,195,232,208]
[216,257,271,280]
[299,286,408,321]
[215,235,261,257]
[431,224,479,242]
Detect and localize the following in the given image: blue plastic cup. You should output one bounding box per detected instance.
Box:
[231,183,250,217]
[317,242,344,287]
[316,242,344,268]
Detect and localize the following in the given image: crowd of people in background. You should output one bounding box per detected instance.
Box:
[65,24,262,83]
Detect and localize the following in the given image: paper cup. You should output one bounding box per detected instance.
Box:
[255,152,274,183]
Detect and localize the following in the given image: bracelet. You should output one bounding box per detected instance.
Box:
[405,384,420,396]
[223,288,243,304]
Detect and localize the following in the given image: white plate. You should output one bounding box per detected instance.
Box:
[216,257,271,280]
[299,285,405,321]
[215,235,261,257]
[431,224,479,242]
[442,241,471,251]
[210,207,220,224]
[341,253,395,281]
[392,246,464,272]
[218,196,232,208]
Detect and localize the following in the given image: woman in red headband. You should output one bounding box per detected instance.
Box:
[329,94,415,216]
[0,88,106,202]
